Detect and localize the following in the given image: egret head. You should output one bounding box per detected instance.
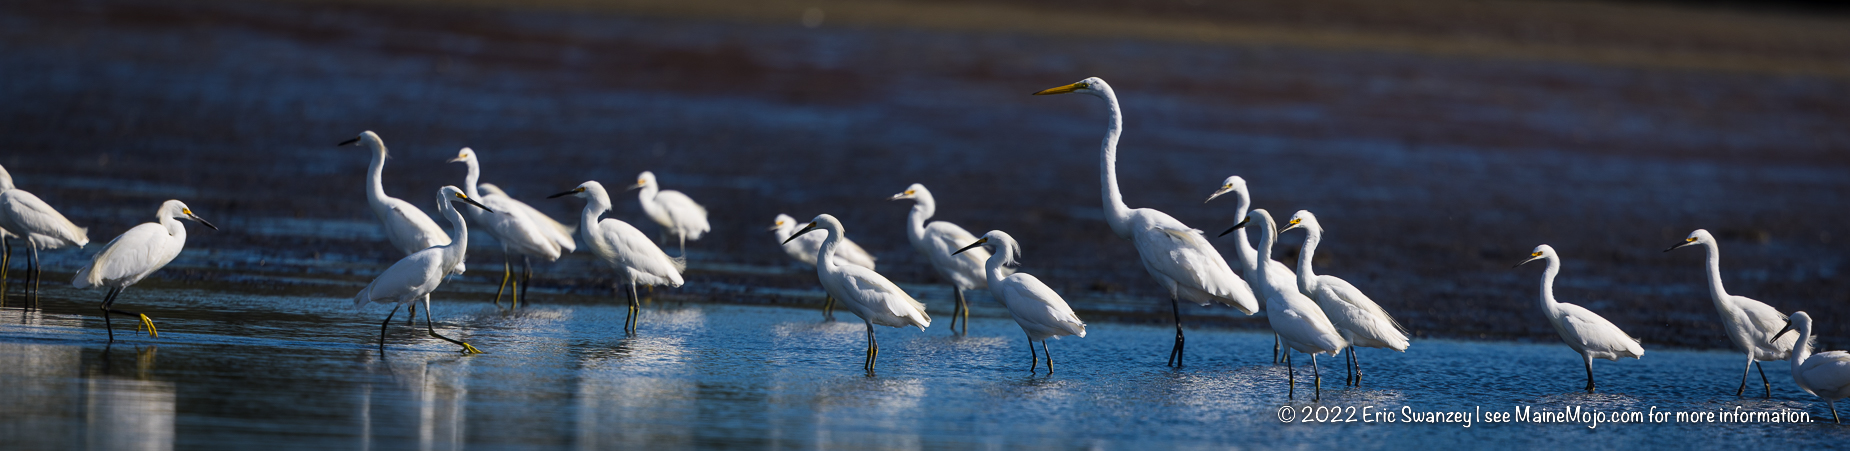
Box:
[1204,175,1247,204]
[438,185,493,213]
[445,148,476,164]
[1664,229,1714,252]
[887,183,929,201]
[1279,210,1320,235]
[548,181,606,200]
[781,214,841,245]
[770,214,797,232]
[628,171,657,191]
[338,130,381,148]
[1032,77,1111,99]
[161,200,218,230]
[1773,311,1813,341]
[1515,244,1557,268]
[955,230,1020,265]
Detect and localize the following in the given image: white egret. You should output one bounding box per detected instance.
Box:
[890,183,993,335]
[1666,229,1798,397]
[71,200,216,342]
[1279,210,1409,387]
[1035,78,1256,367]
[338,131,461,274]
[550,181,685,335]
[1772,312,1850,423]
[954,230,1086,373]
[1233,209,1346,401]
[782,214,930,374]
[448,148,563,307]
[0,164,90,307]
[1515,244,1644,393]
[353,186,487,354]
[628,171,709,258]
[1206,175,1295,363]
[479,183,576,253]
[772,213,878,320]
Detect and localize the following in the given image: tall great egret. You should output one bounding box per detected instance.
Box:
[1772,312,1850,423]
[890,183,992,335]
[478,183,576,253]
[0,164,90,307]
[1666,229,1798,397]
[772,213,878,320]
[71,200,216,342]
[338,131,460,274]
[1207,175,1294,363]
[353,186,487,354]
[1234,209,1346,401]
[1279,210,1409,387]
[783,214,930,374]
[448,148,563,307]
[550,181,685,335]
[1035,77,1256,367]
[1515,244,1644,393]
[628,171,709,258]
[954,230,1086,373]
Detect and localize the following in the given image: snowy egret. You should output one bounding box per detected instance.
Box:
[338,131,460,273]
[954,230,1085,373]
[71,200,216,342]
[1206,175,1294,363]
[1515,245,1644,393]
[1035,77,1256,367]
[890,183,992,335]
[628,171,709,258]
[550,181,685,335]
[1233,209,1346,401]
[782,214,930,374]
[1279,210,1409,387]
[772,213,878,320]
[479,183,576,253]
[353,186,487,354]
[1666,229,1798,397]
[1772,312,1850,423]
[0,164,90,307]
[449,148,563,307]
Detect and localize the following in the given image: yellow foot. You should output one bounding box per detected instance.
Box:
[135,314,160,338]
[460,343,483,354]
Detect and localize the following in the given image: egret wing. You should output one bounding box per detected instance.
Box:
[1000,274,1085,337]
[76,223,173,288]
[600,218,685,286]
[923,221,992,284]
[1132,222,1254,312]
[0,191,88,247]
[1735,296,1798,354]
[836,264,929,328]
[354,250,445,307]
[1557,303,1644,359]
[379,197,450,254]
[654,190,710,237]
[1798,351,1850,394]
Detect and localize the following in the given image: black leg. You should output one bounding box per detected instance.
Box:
[1,237,11,307]
[1026,331,1037,373]
[422,296,481,354]
[952,289,968,336]
[1272,334,1281,365]
[1312,354,1322,402]
[1756,361,1770,399]
[1737,354,1753,397]
[628,282,641,335]
[1167,297,1185,367]
[98,287,121,341]
[869,324,880,374]
[25,243,38,309]
[379,304,401,352]
[519,256,533,307]
[822,295,835,321]
[1584,356,1596,394]
[1287,351,1296,400]
[863,322,874,372]
[1831,401,1841,424]
[1043,340,1053,374]
[406,303,416,326]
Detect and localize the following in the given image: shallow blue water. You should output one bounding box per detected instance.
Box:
[2,285,1846,449]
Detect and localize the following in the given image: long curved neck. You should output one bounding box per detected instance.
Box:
[1098,90,1133,239]
[1701,241,1732,305]
[366,140,389,204]
[1791,322,1813,372]
[816,224,844,271]
[439,200,468,267]
[1540,255,1561,310]
[159,212,187,237]
[1231,192,1257,270]
[1254,218,1279,310]
[985,241,1013,286]
[580,191,612,248]
[1296,226,1322,294]
[906,194,934,244]
[462,159,482,199]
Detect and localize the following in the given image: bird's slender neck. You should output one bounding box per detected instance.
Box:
[579,190,612,247]
[1230,191,1257,270]
[159,210,187,237]
[1700,240,1732,303]
[365,139,389,204]
[1097,90,1133,239]
[906,193,935,244]
[815,223,844,271]
[1254,216,1281,310]
[1296,225,1323,294]
[437,198,469,268]
[985,240,1014,287]
[461,158,482,199]
[1790,321,1813,372]
[1539,255,1561,310]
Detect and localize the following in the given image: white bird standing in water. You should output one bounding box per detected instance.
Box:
[1232,209,1346,401]
[339,131,460,274]
[629,171,709,258]
[772,213,877,320]
[353,186,487,354]
[1515,244,1644,393]
[0,164,90,306]
[551,181,684,335]
[955,230,1085,373]
[1206,175,1294,363]
[478,183,575,253]
[72,200,216,342]
[1279,210,1409,387]
[1035,77,1256,367]
[448,148,562,307]
[1666,229,1798,398]
[1772,311,1850,424]
[783,214,930,374]
[890,183,992,335]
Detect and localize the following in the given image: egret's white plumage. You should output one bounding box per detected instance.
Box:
[1516,244,1644,393]
[1667,229,1798,397]
[353,186,485,354]
[955,230,1085,373]
[629,171,709,257]
[1773,312,1850,423]
[552,181,684,335]
[479,183,576,253]
[1280,210,1408,386]
[340,131,461,273]
[72,200,216,341]
[783,214,929,374]
[1246,209,1347,401]
[1035,77,1254,367]
[449,148,563,306]
[0,164,90,305]
[771,213,876,269]
[1206,175,1296,362]
[890,183,995,335]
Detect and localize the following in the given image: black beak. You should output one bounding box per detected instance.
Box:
[1513,255,1544,269]
[1217,216,1251,237]
[547,189,580,199]
[458,196,494,213]
[338,136,360,147]
[1773,320,1794,340]
[1664,241,1695,252]
[781,222,819,245]
[953,238,988,255]
[189,214,218,230]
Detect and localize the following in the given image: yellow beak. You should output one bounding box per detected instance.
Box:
[1032,82,1084,96]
